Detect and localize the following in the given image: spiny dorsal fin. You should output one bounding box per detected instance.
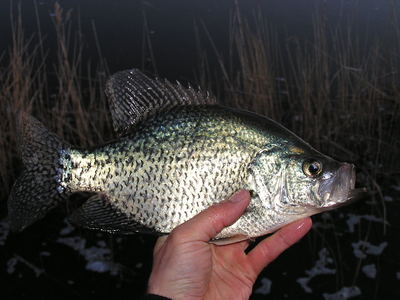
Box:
[105,69,217,135]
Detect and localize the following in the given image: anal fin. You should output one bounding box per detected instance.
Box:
[69,194,156,234]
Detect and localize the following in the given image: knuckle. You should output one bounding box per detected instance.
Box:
[275,230,292,249]
[259,242,274,262]
[209,213,226,234]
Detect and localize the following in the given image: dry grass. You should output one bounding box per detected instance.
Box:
[197,5,400,184]
[0,3,112,209]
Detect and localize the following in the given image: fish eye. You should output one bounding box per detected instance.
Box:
[303,160,322,177]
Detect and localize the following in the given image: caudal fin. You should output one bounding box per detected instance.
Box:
[8,114,70,232]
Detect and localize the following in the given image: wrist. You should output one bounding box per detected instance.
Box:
[148,278,188,300]
[147,278,172,299]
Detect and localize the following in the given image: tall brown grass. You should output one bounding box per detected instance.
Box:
[198,5,400,200]
[0,3,112,210]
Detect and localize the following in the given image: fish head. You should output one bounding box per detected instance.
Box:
[247,145,362,222]
[283,156,357,213]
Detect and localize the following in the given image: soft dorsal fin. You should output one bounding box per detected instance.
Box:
[105,69,217,135]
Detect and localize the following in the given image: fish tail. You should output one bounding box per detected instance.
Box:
[8,114,71,232]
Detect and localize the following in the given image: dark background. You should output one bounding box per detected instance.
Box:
[0,0,395,80]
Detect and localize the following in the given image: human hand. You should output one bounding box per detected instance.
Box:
[147,190,312,300]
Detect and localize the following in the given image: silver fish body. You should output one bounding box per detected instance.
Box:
[8,69,361,243]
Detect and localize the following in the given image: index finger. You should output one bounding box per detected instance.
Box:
[172,190,251,243]
[247,218,312,275]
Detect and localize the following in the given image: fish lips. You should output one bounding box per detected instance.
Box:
[313,163,366,212]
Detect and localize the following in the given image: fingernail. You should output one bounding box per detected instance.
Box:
[296,221,306,230]
[228,190,246,203]
[296,218,311,230]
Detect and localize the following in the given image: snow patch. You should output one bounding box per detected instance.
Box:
[59,220,75,236]
[346,214,386,233]
[312,221,334,230]
[6,257,18,274]
[391,185,400,191]
[352,241,388,259]
[57,236,86,250]
[86,261,111,273]
[254,277,272,295]
[362,264,376,279]
[383,196,393,202]
[323,286,361,300]
[297,248,336,293]
[57,236,119,275]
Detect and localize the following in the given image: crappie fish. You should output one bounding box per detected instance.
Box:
[8,69,363,244]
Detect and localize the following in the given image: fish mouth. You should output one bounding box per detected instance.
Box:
[314,163,366,212]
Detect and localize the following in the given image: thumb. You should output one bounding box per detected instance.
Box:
[172,190,251,243]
